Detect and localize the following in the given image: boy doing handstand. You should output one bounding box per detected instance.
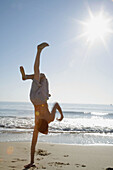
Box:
[20,42,64,169]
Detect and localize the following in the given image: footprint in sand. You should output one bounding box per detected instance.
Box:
[64,155,69,157]
[36,149,51,156]
[9,165,16,168]
[11,160,16,163]
[11,158,27,163]
[48,161,70,167]
[75,164,80,167]
[37,157,44,161]
[42,166,46,169]
[14,158,27,161]
[75,163,86,168]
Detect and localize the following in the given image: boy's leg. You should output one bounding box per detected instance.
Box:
[49,103,64,123]
[20,42,49,81]
[34,43,49,81]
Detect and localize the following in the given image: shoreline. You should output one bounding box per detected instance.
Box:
[0,141,113,170]
[1,140,113,146]
[1,131,113,145]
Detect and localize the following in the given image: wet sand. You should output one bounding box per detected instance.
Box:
[0,142,113,170]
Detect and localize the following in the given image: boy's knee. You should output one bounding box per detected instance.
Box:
[54,102,58,107]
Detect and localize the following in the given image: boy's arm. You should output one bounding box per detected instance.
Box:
[24,128,39,168]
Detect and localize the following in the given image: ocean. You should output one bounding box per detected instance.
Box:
[0,101,113,145]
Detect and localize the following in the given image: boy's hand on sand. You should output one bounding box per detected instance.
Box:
[24,163,35,169]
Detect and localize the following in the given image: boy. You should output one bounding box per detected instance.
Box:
[20,42,64,168]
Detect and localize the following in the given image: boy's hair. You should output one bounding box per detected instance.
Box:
[37,119,48,134]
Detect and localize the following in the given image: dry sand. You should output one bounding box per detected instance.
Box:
[0,142,113,170]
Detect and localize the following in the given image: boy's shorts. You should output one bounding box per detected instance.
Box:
[30,78,49,106]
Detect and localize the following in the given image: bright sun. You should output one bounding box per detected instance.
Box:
[86,14,109,42]
[79,9,113,45]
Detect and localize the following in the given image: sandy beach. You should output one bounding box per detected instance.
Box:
[0,142,113,170]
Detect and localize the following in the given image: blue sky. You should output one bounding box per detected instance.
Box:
[0,0,113,104]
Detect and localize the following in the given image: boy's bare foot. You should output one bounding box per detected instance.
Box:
[37,42,49,51]
[20,66,26,80]
[56,114,64,121]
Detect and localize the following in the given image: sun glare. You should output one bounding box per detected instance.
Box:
[85,12,111,43]
[86,15,108,41]
[78,9,113,45]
